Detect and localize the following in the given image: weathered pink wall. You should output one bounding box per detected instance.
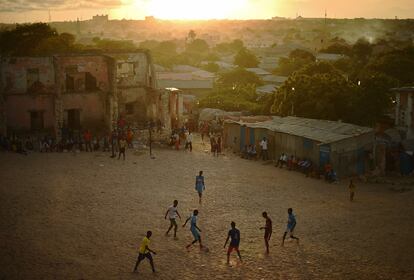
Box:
[55,55,111,93]
[0,57,56,94]
[62,93,106,128]
[5,95,55,131]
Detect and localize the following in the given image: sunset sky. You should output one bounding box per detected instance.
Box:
[0,0,413,23]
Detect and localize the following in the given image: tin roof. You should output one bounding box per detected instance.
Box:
[227,116,373,144]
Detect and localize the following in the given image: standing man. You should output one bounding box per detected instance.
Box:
[282,208,299,246]
[84,129,92,152]
[133,231,156,273]
[195,171,205,204]
[118,136,127,160]
[223,221,242,265]
[165,200,181,239]
[110,129,117,158]
[260,211,272,254]
[183,210,203,250]
[260,137,269,161]
[185,131,193,152]
[349,179,356,202]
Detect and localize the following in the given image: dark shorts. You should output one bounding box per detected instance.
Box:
[286,223,296,233]
[138,252,153,262]
[120,148,125,153]
[227,245,239,254]
[264,230,272,240]
[169,218,177,227]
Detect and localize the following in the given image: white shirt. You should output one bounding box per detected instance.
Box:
[187,133,193,143]
[260,140,268,150]
[168,206,178,219]
[282,154,288,161]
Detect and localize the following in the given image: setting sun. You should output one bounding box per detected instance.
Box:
[141,0,249,20]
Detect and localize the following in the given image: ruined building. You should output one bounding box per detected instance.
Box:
[0,50,175,139]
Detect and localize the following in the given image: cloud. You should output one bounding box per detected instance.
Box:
[0,0,125,12]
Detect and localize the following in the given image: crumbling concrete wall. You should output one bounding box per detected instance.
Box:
[0,57,56,95]
[5,95,55,132]
[108,51,157,127]
[0,57,56,134]
[54,55,114,134]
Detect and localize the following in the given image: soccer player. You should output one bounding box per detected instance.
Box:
[223,221,242,264]
[165,200,181,238]
[260,211,272,254]
[183,210,203,250]
[133,231,156,273]
[282,208,299,246]
[195,171,205,204]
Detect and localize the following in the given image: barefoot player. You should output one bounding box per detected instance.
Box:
[195,171,205,204]
[183,210,203,250]
[133,231,156,273]
[223,221,242,264]
[260,211,272,254]
[165,200,181,238]
[282,208,299,246]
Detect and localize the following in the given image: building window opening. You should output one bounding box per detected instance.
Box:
[125,103,135,115]
[67,109,81,130]
[85,72,98,91]
[30,111,44,131]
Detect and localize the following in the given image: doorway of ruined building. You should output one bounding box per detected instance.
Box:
[67,109,81,130]
[30,111,44,131]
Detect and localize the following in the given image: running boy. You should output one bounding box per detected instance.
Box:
[133,231,156,273]
[165,200,181,238]
[195,171,205,204]
[183,210,203,250]
[260,211,272,254]
[282,208,299,246]
[223,221,242,264]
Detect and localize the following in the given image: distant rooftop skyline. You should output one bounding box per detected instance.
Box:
[0,0,414,23]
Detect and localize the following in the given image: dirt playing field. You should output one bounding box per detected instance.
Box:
[1,136,414,280]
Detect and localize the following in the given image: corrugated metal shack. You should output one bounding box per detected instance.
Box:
[224,116,374,178]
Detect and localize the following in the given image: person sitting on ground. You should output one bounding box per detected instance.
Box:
[248,144,257,160]
[246,145,252,159]
[25,136,34,151]
[325,168,337,183]
[277,153,287,168]
[303,160,313,176]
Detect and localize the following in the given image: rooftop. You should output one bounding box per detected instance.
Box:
[246,68,272,76]
[391,87,414,93]
[227,116,373,144]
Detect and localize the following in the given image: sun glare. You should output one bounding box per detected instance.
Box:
[144,0,248,20]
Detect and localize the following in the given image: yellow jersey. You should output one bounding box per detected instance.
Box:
[139,237,150,254]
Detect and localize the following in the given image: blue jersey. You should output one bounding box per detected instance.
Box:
[190,215,198,231]
[195,176,204,192]
[287,213,296,228]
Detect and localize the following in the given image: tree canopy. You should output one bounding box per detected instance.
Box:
[217,67,262,87]
[0,23,78,55]
[233,47,259,68]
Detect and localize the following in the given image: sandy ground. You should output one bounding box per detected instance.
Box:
[1,135,414,280]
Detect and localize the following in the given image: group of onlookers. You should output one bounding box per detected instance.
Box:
[170,125,194,152]
[237,139,338,182]
[276,152,338,182]
[0,127,135,161]
[240,137,269,161]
